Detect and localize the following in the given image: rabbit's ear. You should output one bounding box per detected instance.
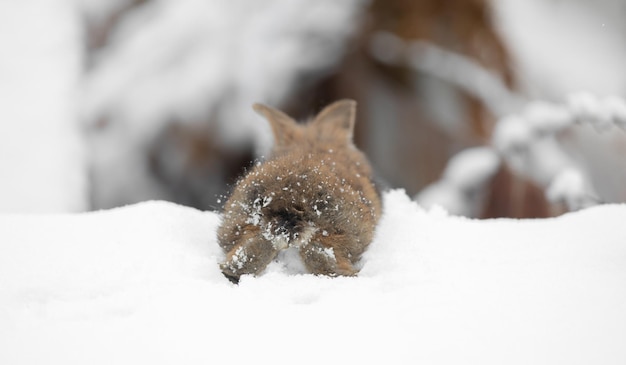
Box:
[312,99,356,144]
[253,103,302,148]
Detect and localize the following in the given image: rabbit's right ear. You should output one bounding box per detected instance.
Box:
[253,103,302,148]
[311,99,356,145]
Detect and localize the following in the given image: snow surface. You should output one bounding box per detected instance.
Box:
[1,190,625,364]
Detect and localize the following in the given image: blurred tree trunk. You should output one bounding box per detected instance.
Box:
[287,0,516,199]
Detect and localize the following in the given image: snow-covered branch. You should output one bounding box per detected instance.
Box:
[371,30,626,215]
[416,147,501,217]
[369,31,525,118]
[493,93,626,155]
[492,93,626,210]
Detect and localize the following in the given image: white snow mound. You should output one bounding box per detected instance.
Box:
[1,190,625,364]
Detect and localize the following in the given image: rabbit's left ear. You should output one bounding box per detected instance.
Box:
[253,103,302,148]
[312,99,356,144]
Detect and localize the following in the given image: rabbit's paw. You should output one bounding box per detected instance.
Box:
[220,237,280,283]
[299,241,357,277]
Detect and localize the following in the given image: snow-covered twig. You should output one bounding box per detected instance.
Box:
[567,92,626,131]
[416,147,501,216]
[493,93,626,155]
[491,93,626,210]
[369,31,526,118]
[371,31,626,215]
[546,168,600,211]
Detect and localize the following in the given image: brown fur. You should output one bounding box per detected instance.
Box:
[217,100,382,282]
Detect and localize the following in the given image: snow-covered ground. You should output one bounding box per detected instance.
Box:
[1,190,625,364]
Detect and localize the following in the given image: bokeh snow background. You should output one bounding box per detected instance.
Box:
[1,0,625,213]
[0,0,86,213]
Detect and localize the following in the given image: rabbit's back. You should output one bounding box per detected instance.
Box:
[219,147,380,253]
[217,100,381,281]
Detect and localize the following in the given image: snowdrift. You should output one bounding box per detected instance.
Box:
[1,190,625,364]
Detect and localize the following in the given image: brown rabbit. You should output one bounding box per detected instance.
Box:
[217,100,381,283]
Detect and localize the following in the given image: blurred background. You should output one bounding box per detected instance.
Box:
[1,0,625,218]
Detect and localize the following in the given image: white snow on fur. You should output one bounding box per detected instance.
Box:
[1,190,625,364]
